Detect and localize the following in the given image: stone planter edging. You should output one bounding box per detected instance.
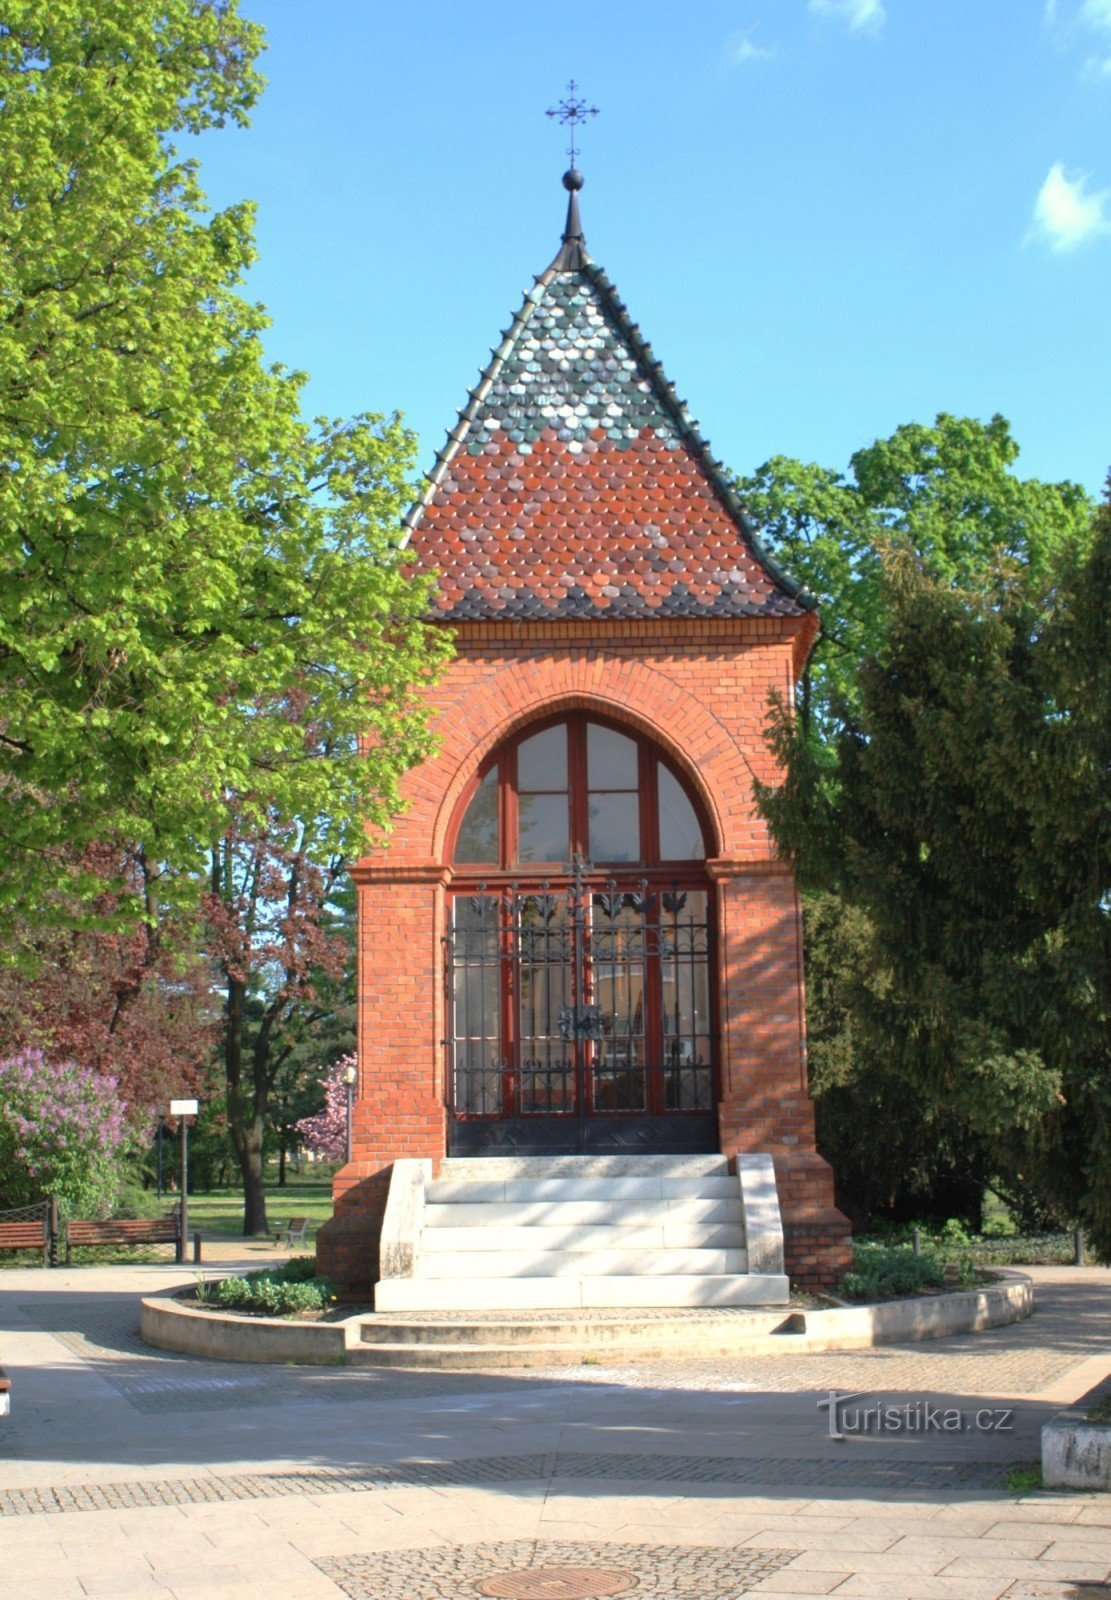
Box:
[781,1269,1034,1352]
[1042,1374,1111,1492]
[140,1294,360,1365]
[141,1269,1033,1367]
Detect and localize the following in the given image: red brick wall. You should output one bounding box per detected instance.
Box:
[316,613,851,1295]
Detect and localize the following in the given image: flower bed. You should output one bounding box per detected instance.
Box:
[837,1241,978,1303]
[191,1256,337,1319]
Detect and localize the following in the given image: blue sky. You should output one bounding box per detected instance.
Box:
[193,0,1111,498]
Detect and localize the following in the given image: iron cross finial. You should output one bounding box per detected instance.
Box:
[546,79,599,169]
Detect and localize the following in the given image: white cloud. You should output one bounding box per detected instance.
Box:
[1080,0,1111,30]
[1031,162,1111,250]
[1082,51,1111,75]
[809,0,886,33]
[728,28,774,64]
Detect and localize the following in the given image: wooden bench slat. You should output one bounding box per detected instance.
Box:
[67,1220,178,1244]
[0,1223,48,1245]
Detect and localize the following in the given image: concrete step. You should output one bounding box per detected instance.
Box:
[425,1176,738,1205]
[358,1310,790,1346]
[421,1222,744,1253]
[423,1197,742,1228]
[418,1247,749,1280]
[348,1340,649,1369]
[438,1155,729,1181]
[374,1273,790,1313]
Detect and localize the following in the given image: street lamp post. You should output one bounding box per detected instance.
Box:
[343,1060,358,1165]
[170,1098,199,1263]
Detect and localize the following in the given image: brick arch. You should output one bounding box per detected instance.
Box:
[426,657,739,862]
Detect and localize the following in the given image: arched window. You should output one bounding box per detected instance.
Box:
[451,714,709,872]
[445,715,716,1156]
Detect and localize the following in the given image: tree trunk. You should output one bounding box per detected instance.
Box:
[237,1118,269,1236]
[277,1135,287,1188]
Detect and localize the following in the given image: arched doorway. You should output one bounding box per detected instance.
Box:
[446,713,717,1155]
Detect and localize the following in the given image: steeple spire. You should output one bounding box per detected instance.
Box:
[546,81,598,271]
[553,167,587,271]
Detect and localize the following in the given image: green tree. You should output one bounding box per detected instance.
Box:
[799,892,991,1228]
[206,815,359,1231]
[736,414,1091,736]
[762,514,1111,1252]
[267,877,356,1186]
[738,418,1095,1228]
[1009,500,1111,1247]
[0,1,449,936]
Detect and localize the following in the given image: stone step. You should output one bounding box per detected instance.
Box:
[423,1197,742,1228]
[358,1310,790,1346]
[373,1273,790,1313]
[417,1247,748,1279]
[425,1175,738,1205]
[421,1222,744,1253]
[438,1155,729,1181]
[348,1340,654,1369]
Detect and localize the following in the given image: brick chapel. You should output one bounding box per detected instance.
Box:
[316,167,852,1306]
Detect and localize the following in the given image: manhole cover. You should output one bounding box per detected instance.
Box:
[476,1568,637,1599]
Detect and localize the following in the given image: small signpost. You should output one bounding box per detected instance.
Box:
[170,1099,199,1263]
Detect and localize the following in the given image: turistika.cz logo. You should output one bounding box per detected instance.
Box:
[818,1391,1014,1441]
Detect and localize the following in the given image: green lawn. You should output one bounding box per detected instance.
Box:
[186,1171,337,1242]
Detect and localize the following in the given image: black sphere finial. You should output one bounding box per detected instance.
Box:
[563,168,584,193]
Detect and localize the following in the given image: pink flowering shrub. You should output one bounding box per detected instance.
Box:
[295,1054,354,1163]
[0,1049,130,1216]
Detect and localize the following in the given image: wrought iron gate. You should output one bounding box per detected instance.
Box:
[446,857,717,1155]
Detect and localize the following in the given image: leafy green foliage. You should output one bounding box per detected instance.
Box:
[736,414,1091,737]
[800,891,992,1226]
[859,1219,1074,1266]
[761,494,1111,1254]
[212,1256,333,1315]
[0,1,450,933]
[743,417,1107,1248]
[837,1241,952,1302]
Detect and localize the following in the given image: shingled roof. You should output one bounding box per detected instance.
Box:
[405,177,812,622]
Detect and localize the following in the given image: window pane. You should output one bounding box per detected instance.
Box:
[587,722,638,788]
[451,894,503,1116]
[588,791,640,863]
[518,792,570,863]
[454,768,499,863]
[456,961,500,1040]
[595,967,645,1040]
[517,723,567,791]
[658,765,704,860]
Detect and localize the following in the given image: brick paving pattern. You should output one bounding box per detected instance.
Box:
[15,1276,1098,1412]
[477,1566,635,1598]
[1,1266,1109,1600]
[0,1450,1013,1517]
[316,1540,801,1600]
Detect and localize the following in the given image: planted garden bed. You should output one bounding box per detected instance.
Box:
[177,1255,347,1321]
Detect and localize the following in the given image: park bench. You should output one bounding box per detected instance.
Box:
[275,1216,310,1249]
[64,1214,181,1264]
[0,1211,50,1268]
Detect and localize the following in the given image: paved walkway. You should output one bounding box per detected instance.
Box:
[0,1261,1108,1599]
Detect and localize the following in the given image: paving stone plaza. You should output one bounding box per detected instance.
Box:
[0,1257,1109,1598]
